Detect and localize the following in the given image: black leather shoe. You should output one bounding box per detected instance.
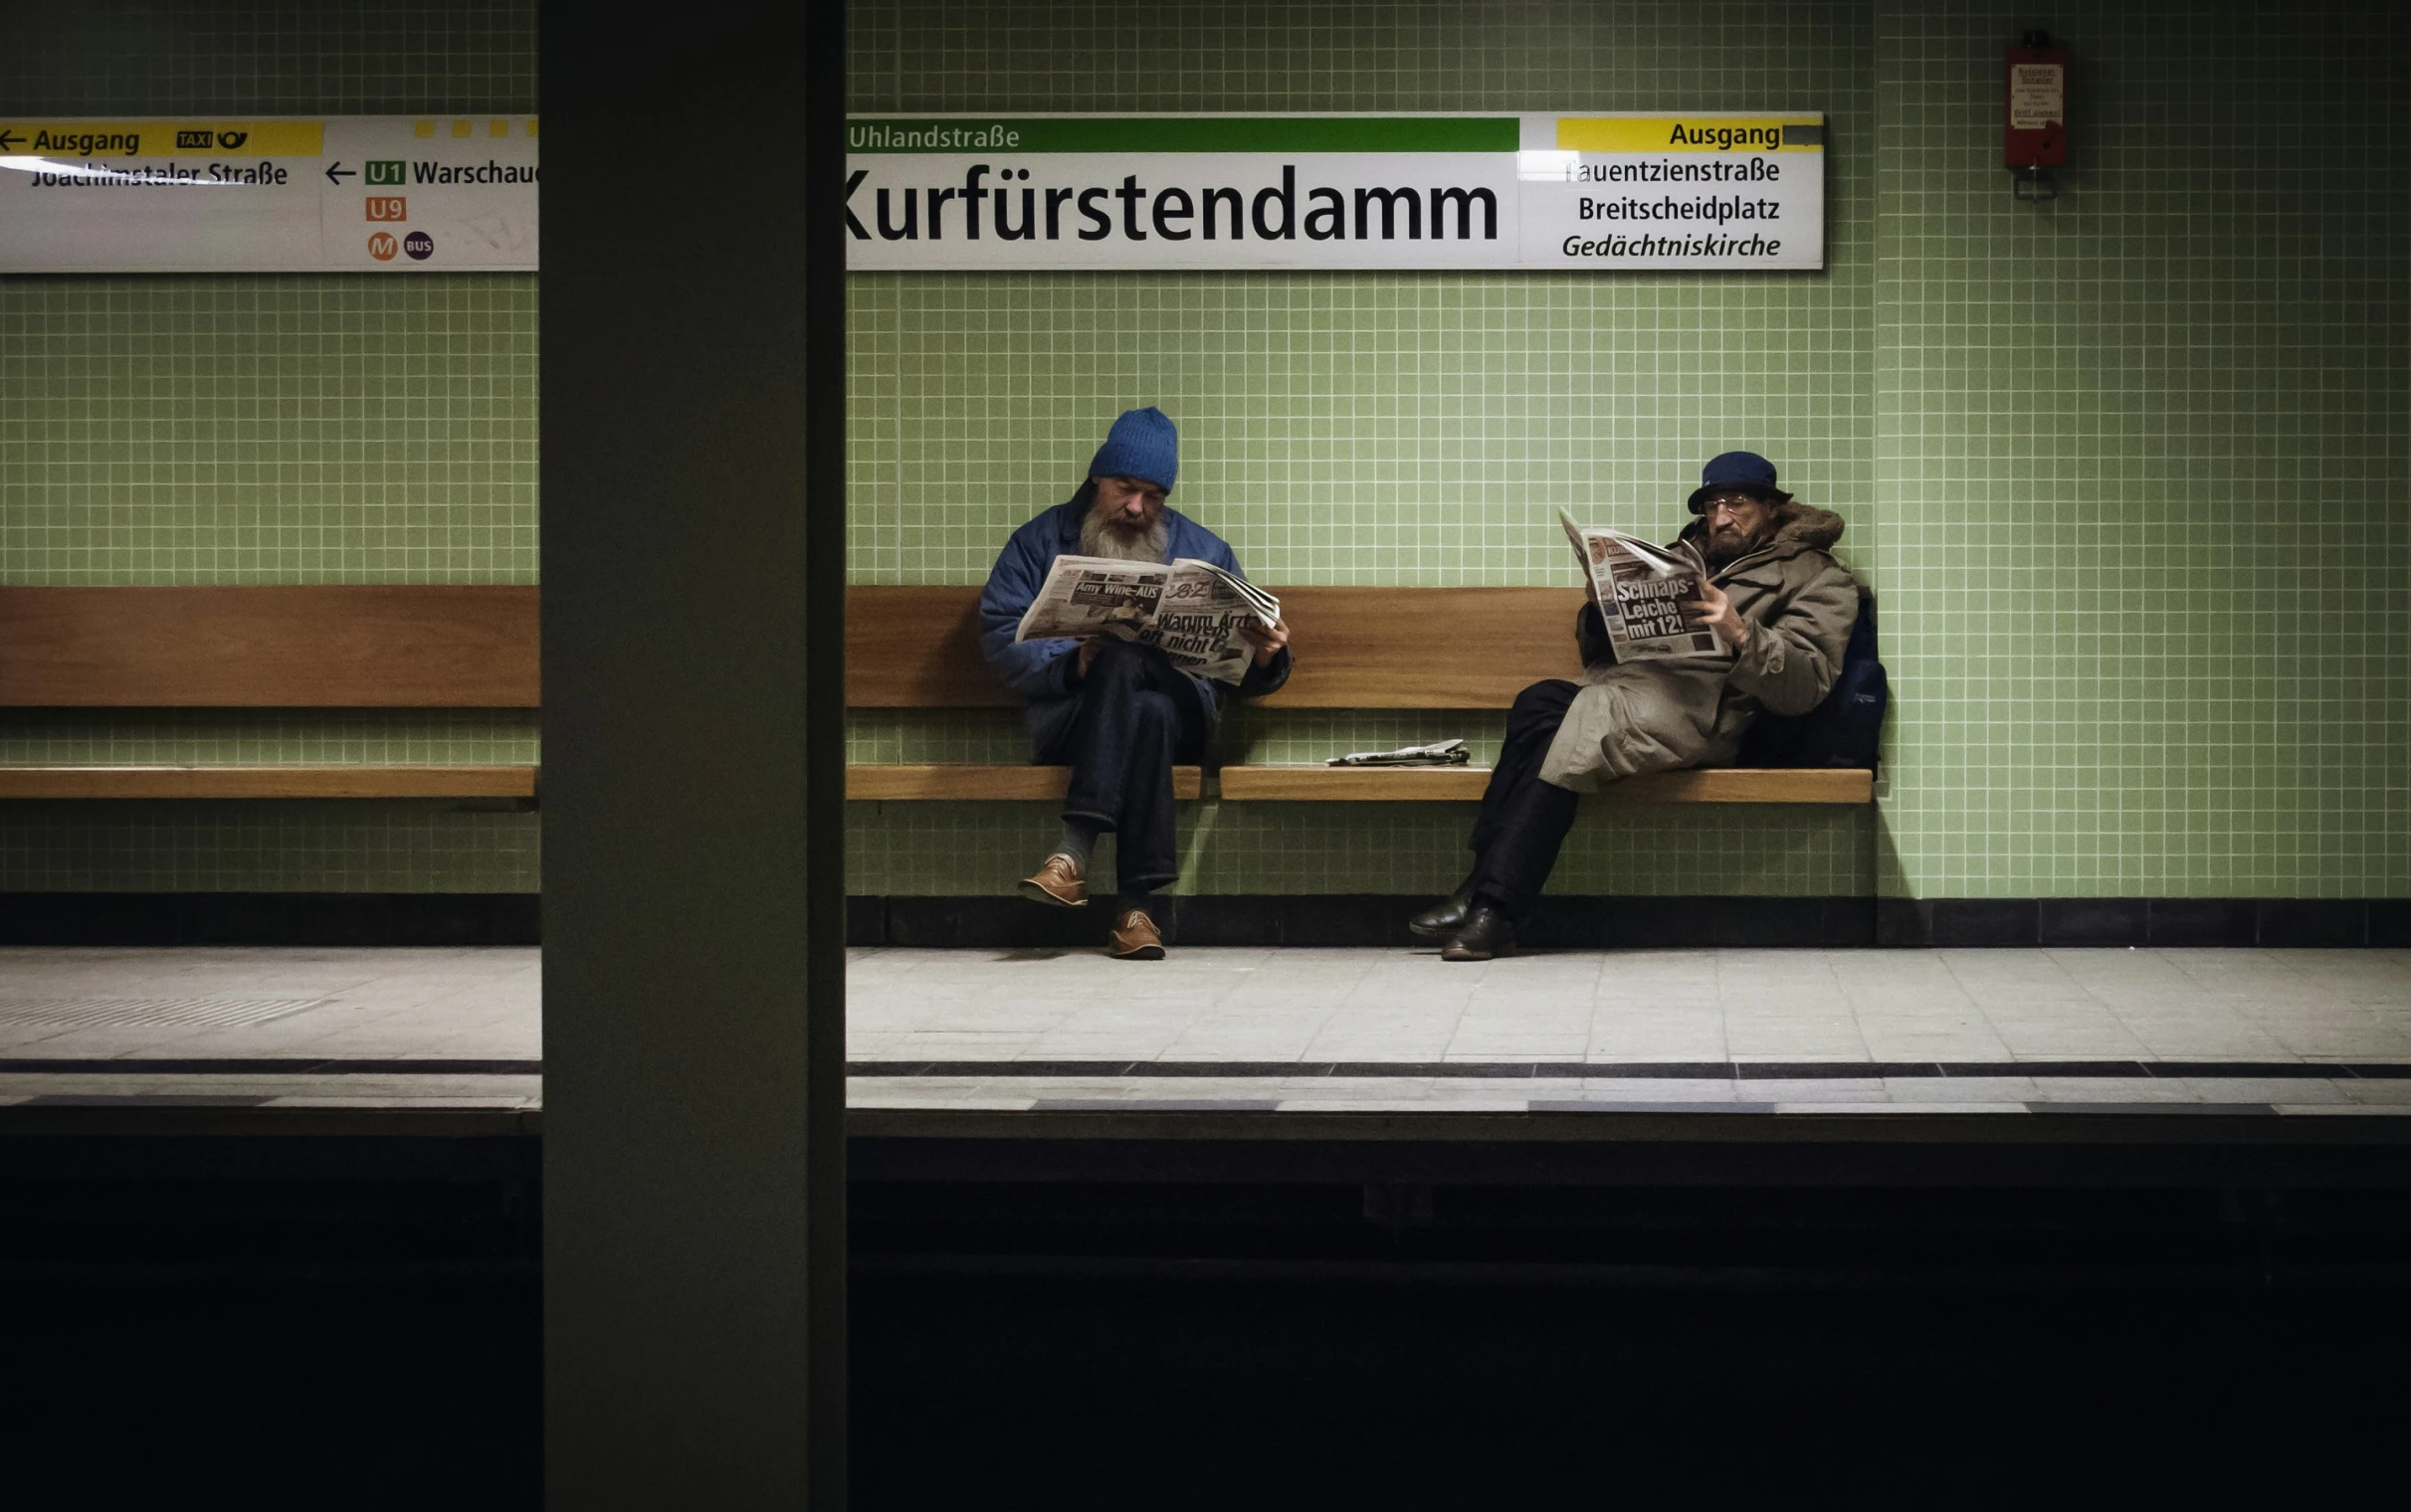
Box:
[1407,879,1476,939]
[1440,903,1515,962]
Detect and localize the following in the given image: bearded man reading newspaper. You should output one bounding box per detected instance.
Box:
[977,407,1292,960]
[1410,451,1860,961]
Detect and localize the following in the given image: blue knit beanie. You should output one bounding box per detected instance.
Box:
[1088,407,1179,491]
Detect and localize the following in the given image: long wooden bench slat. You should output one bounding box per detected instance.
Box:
[845,584,1585,709]
[1262,586,1584,707]
[846,585,1012,708]
[0,586,540,707]
[1216,765,1873,804]
[0,765,539,800]
[846,764,1204,801]
[3,585,1865,807]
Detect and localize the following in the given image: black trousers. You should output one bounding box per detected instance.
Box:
[1467,679,1584,915]
[1037,639,1210,895]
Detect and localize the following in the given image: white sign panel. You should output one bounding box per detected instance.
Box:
[0,116,539,272]
[846,112,1822,273]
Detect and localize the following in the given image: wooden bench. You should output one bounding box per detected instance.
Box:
[0,586,539,800]
[844,584,1872,804]
[1,583,1870,806]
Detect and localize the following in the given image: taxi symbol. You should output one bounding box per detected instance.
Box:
[368,233,399,261]
[366,196,407,221]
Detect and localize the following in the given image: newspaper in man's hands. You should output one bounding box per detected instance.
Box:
[1557,507,1721,662]
[1015,555,1282,684]
[1325,738,1471,768]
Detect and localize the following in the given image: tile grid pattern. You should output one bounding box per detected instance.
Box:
[0,0,540,892]
[5,2,2403,903]
[845,943,2411,1072]
[7,945,2409,1115]
[1872,0,2411,897]
[842,706,1875,897]
[844,0,1880,898]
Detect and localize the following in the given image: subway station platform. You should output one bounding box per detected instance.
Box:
[5,943,2411,1121]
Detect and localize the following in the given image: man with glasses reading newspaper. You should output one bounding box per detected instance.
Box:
[1409,451,1860,961]
[978,407,1292,960]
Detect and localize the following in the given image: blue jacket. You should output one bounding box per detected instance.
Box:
[978,487,1294,758]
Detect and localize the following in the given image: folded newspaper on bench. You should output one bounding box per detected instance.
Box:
[1325,738,1471,768]
[1558,507,1720,662]
[1016,555,1282,684]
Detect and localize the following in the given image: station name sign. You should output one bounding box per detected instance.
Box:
[845,112,1823,273]
[0,116,539,273]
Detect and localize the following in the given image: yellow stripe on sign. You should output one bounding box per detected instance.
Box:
[0,121,325,157]
[1556,117,1820,153]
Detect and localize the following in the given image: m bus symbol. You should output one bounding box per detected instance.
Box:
[366,159,405,185]
[368,233,399,261]
[365,196,407,221]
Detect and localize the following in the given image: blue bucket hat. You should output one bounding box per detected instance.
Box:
[1088,406,1179,491]
[1687,450,1792,513]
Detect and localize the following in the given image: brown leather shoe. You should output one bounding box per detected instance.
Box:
[1018,852,1087,908]
[1106,908,1166,961]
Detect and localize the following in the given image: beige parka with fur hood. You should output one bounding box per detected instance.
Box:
[1538,500,1861,793]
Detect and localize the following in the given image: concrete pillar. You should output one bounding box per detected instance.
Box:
[541,5,846,1503]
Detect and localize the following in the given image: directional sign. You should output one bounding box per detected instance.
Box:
[0,115,539,272]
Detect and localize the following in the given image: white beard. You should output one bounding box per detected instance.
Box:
[1080,507,1169,562]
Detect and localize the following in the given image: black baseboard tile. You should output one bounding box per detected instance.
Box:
[861,896,1898,950]
[1260,894,1424,948]
[16,892,2404,950]
[1713,896,1828,948]
[2146,899,2260,947]
[1875,897,1929,947]
[0,892,538,946]
[1604,895,1726,947]
[1927,899,2041,948]
[1140,894,1276,947]
[882,895,1100,950]
[846,894,887,947]
[1519,894,1613,948]
[2257,899,2367,948]
[1820,896,1879,947]
[2038,898,2149,948]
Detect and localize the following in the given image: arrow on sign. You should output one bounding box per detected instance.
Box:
[324,161,356,184]
[0,129,23,151]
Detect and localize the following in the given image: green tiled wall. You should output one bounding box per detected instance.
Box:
[1873,0,2409,897]
[7,1,2403,900]
[1,277,537,585]
[843,0,1884,898]
[0,1,539,893]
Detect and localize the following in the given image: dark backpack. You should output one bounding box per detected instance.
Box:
[1736,588,1888,770]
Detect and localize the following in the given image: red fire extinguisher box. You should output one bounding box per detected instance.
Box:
[2006,35,2069,170]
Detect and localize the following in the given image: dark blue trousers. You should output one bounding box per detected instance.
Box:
[1468,679,1583,914]
[1037,640,1210,895]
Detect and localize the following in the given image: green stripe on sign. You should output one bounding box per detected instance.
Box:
[845,117,1517,154]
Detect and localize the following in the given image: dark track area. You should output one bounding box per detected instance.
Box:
[8,1129,2409,1506]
